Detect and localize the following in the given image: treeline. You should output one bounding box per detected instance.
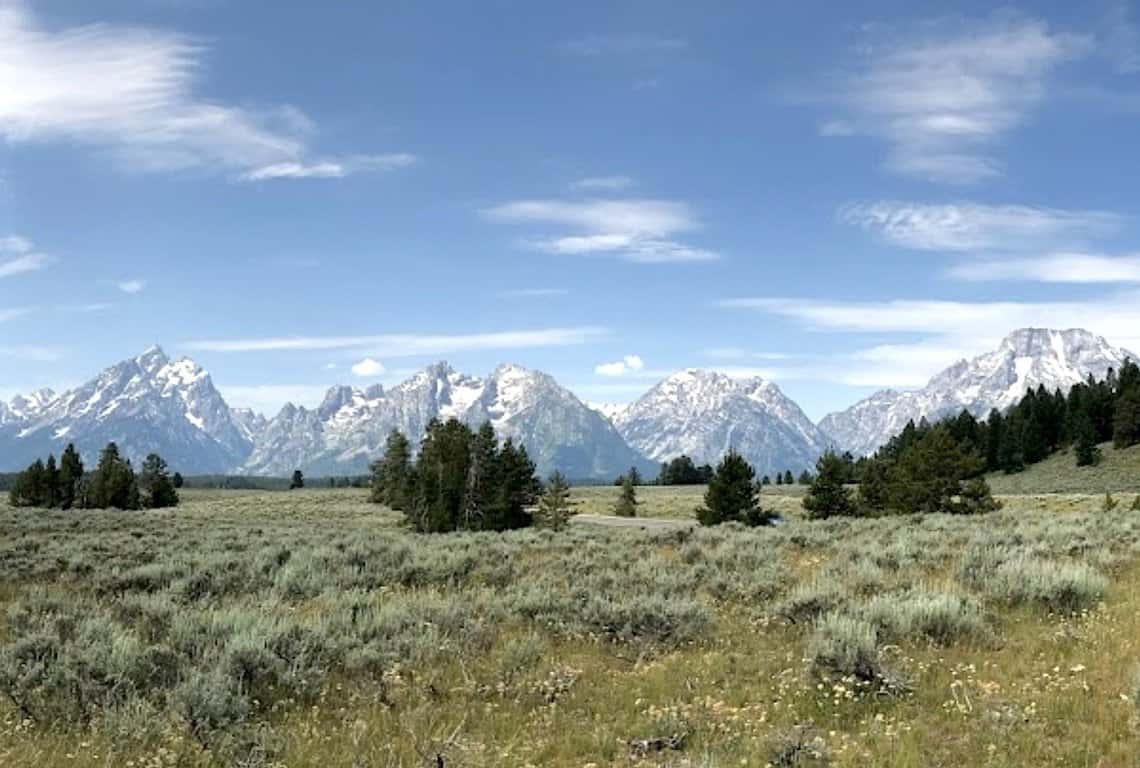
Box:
[369,418,572,533]
[655,454,816,487]
[7,442,179,510]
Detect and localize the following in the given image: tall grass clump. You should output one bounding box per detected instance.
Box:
[858,588,992,646]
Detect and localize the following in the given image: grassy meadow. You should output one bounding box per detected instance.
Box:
[3,484,1140,766]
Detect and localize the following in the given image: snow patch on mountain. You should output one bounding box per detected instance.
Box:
[819,328,1138,457]
[614,369,829,476]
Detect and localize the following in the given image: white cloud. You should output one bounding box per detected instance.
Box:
[822,15,1088,183]
[0,2,411,179]
[571,175,635,191]
[949,253,1140,283]
[186,326,609,354]
[560,35,687,57]
[0,235,51,278]
[595,354,645,377]
[118,279,146,294]
[240,153,417,182]
[484,198,718,263]
[841,202,1121,252]
[0,307,29,323]
[720,293,1140,377]
[350,357,385,377]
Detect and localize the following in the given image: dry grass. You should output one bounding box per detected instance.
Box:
[2,487,1140,766]
[988,442,1140,495]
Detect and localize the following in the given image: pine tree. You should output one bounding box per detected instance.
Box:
[627,466,643,486]
[774,472,782,486]
[44,454,60,508]
[139,453,179,509]
[290,470,305,490]
[856,459,890,516]
[797,470,812,485]
[1074,412,1102,467]
[802,450,856,519]
[1113,365,1140,448]
[88,443,140,510]
[535,471,573,531]
[370,429,413,509]
[614,474,638,517]
[172,472,184,489]
[485,437,538,531]
[761,475,771,486]
[58,443,83,510]
[696,450,768,526]
[462,422,498,529]
[409,419,473,532]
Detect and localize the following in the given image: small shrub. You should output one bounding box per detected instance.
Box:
[986,556,1107,614]
[777,580,849,625]
[807,613,880,682]
[859,588,992,646]
[173,667,249,742]
[498,633,546,684]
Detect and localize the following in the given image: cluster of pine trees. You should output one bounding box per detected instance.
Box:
[656,455,714,485]
[867,360,1140,481]
[7,442,179,510]
[369,419,543,533]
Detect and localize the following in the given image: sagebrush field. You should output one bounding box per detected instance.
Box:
[4,485,1140,766]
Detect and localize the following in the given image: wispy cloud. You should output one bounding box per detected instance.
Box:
[594,354,645,377]
[0,307,30,323]
[186,326,609,354]
[0,2,412,180]
[822,15,1088,183]
[841,201,1122,251]
[949,253,1140,283]
[0,235,52,278]
[117,279,146,294]
[239,154,417,182]
[560,34,687,57]
[350,357,385,377]
[571,175,635,191]
[484,198,718,263]
[720,293,1140,372]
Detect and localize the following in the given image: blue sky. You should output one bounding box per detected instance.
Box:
[3,0,1140,420]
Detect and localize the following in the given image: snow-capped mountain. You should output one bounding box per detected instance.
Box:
[242,362,656,480]
[588,402,627,423]
[819,328,1138,457]
[0,347,253,473]
[614,369,830,476]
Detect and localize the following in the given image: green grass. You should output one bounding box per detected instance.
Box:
[570,482,807,520]
[4,487,1140,766]
[988,441,1140,494]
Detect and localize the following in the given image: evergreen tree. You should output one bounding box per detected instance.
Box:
[657,455,709,485]
[1113,360,1140,448]
[485,438,539,530]
[1074,412,1102,467]
[761,475,771,486]
[696,450,769,526]
[797,470,812,485]
[856,459,890,517]
[885,428,994,515]
[774,473,782,486]
[58,443,83,510]
[462,421,498,529]
[139,453,179,509]
[289,470,304,490]
[43,454,60,508]
[370,429,413,509]
[89,443,140,510]
[802,450,857,519]
[783,470,795,485]
[627,466,643,486]
[535,471,573,531]
[408,418,473,532]
[172,471,184,489]
[613,474,638,517]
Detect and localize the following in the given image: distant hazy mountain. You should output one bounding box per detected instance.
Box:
[0,347,252,473]
[819,328,1138,457]
[614,369,830,476]
[241,362,656,480]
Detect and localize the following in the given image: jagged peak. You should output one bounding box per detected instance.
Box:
[135,344,169,368]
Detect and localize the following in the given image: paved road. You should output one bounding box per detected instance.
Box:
[573,513,693,530]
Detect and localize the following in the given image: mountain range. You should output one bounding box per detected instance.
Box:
[1,328,1134,478]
